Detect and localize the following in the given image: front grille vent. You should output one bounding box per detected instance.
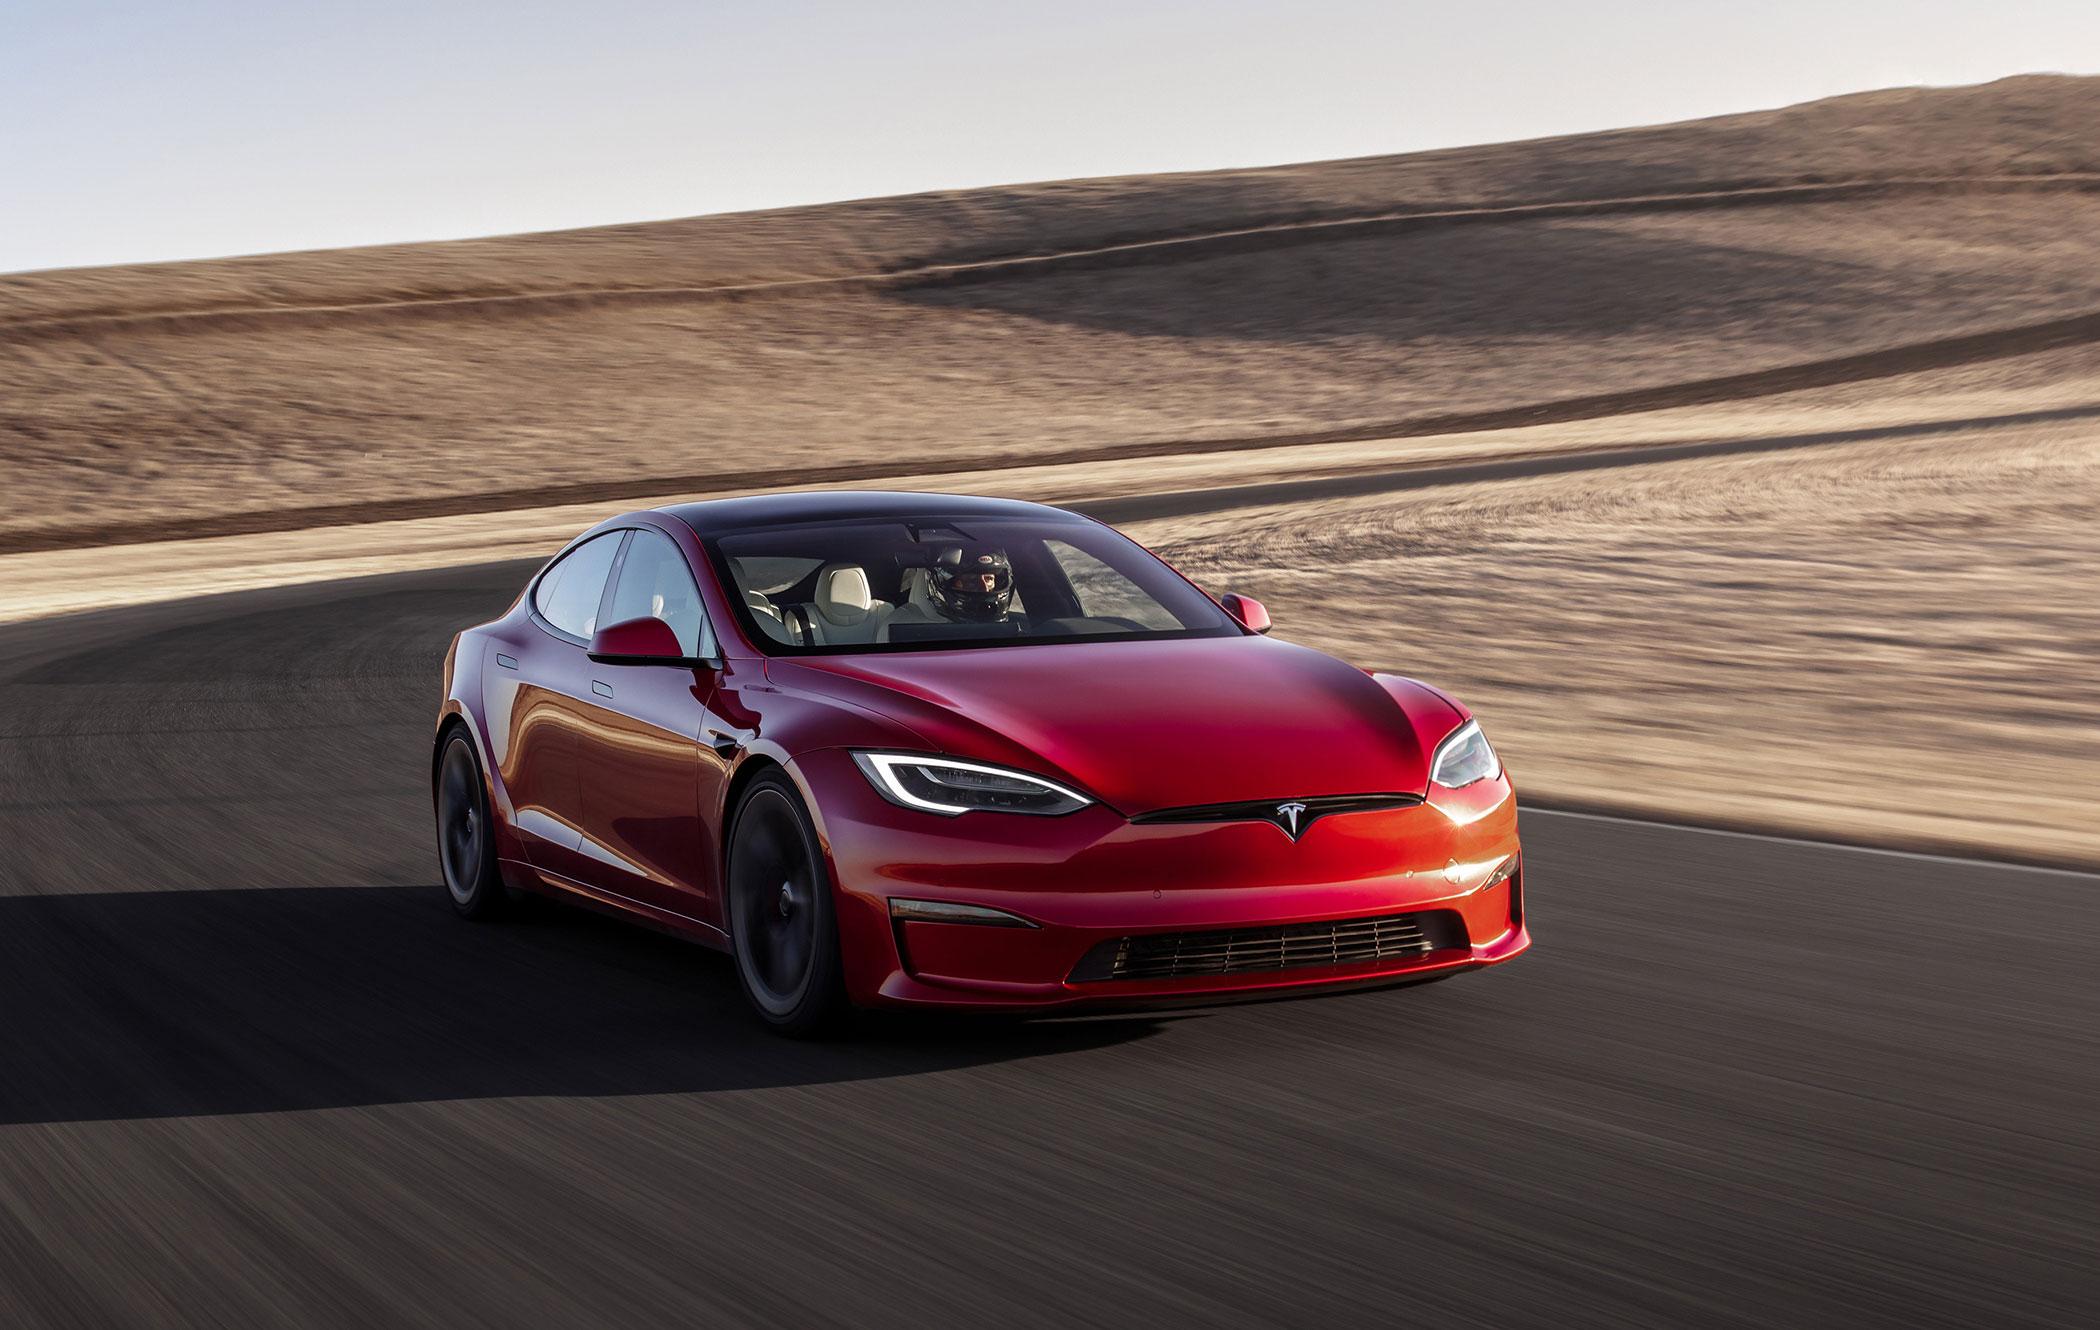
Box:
[1129,793,1420,840]
[1070,910,1462,983]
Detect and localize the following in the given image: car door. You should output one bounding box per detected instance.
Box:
[570,525,733,925]
[497,530,625,887]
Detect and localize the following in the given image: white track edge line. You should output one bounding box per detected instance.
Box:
[1527,807,2097,878]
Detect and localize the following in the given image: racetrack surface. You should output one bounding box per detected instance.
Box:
[1,565,2094,1327]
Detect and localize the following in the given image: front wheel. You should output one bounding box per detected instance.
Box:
[436,730,507,919]
[725,773,846,1036]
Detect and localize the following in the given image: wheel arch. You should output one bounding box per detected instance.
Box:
[431,700,529,871]
[431,710,473,797]
[718,751,849,902]
[719,753,792,868]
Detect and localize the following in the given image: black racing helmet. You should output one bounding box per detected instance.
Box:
[929,544,1015,622]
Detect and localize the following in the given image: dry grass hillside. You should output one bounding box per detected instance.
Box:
[7,75,2097,320]
[4,75,2100,552]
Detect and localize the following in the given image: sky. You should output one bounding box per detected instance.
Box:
[4,0,2096,274]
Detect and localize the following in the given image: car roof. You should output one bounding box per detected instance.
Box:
[657,490,1086,536]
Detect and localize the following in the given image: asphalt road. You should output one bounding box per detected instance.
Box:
[0,561,2092,1328]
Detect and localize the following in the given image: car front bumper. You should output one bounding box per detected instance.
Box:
[794,748,1530,1012]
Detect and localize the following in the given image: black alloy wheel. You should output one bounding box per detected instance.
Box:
[437,731,507,918]
[726,773,845,1035]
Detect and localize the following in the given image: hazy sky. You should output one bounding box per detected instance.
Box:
[5,0,2096,274]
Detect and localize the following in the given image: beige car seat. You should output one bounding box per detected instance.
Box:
[807,564,893,644]
[879,567,948,641]
[743,588,798,645]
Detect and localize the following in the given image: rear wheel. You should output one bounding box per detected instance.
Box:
[726,773,846,1036]
[436,730,507,919]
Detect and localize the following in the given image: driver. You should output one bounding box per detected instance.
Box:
[927,544,1015,622]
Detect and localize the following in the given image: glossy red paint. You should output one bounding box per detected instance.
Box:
[436,493,1528,1014]
[1217,592,1271,634]
[588,615,686,663]
[768,637,1438,814]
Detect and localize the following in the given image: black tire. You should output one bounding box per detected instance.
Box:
[436,730,507,919]
[725,773,846,1036]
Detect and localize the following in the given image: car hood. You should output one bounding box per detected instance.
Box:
[772,635,1446,814]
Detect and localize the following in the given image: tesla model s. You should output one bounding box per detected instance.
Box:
[433,492,1527,1034]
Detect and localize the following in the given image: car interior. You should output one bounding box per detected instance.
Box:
[736,558,1034,646]
[719,521,1203,650]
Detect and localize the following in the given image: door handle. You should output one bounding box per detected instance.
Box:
[591,680,614,699]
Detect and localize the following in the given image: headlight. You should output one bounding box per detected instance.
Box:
[851,752,1092,816]
[1428,719,1500,788]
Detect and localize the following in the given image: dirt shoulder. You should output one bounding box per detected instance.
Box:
[1144,404,2100,871]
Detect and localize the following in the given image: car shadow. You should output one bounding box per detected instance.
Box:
[0,884,1168,1126]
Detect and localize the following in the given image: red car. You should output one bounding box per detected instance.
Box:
[434,492,1527,1034]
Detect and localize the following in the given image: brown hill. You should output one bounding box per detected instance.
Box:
[3,74,2099,550]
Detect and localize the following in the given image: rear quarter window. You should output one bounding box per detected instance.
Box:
[533,532,623,639]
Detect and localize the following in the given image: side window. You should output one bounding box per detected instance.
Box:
[534,533,622,640]
[605,528,712,657]
[1045,540,1181,629]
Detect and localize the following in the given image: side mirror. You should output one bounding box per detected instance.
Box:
[588,616,693,666]
[1219,593,1272,635]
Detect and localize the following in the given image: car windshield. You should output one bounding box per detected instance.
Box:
[706,513,1239,654]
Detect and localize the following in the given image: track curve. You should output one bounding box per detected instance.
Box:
[8,173,2099,340]
[0,565,2093,1327]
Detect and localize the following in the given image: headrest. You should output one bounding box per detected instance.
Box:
[743,588,781,621]
[814,564,874,625]
[900,567,937,607]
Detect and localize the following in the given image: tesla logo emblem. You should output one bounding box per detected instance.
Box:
[1276,802,1309,837]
